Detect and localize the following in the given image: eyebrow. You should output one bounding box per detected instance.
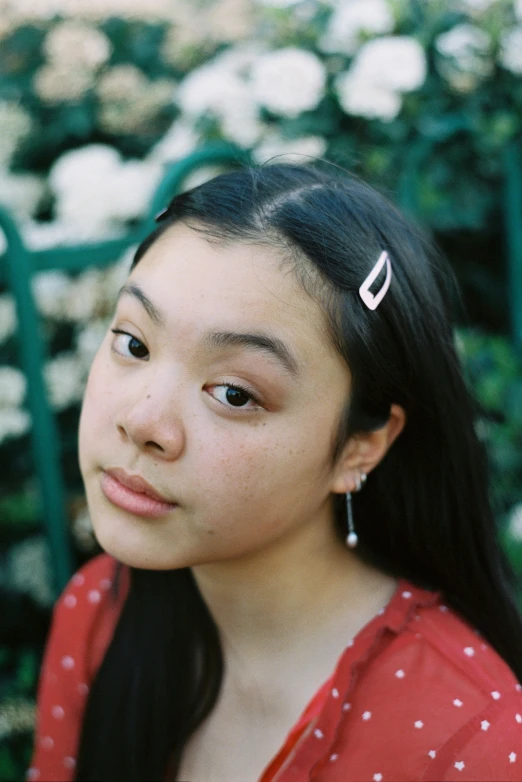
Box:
[118,283,167,326]
[204,331,300,377]
[117,282,301,377]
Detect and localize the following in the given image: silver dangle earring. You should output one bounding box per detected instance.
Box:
[346,471,367,549]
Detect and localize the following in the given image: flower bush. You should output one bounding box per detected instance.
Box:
[0,0,521,774]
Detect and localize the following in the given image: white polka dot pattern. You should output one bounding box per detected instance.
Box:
[26,562,522,782]
[88,589,101,604]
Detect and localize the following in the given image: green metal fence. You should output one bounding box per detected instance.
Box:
[0,142,520,598]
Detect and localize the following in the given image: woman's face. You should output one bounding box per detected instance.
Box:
[79,221,353,570]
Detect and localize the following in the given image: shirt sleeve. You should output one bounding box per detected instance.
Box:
[423,693,522,781]
[26,554,127,782]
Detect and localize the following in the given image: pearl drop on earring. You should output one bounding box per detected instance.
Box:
[346,491,358,548]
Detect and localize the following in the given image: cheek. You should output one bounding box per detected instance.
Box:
[79,352,114,464]
[194,419,332,515]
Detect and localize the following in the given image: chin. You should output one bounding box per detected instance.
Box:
[89,510,191,571]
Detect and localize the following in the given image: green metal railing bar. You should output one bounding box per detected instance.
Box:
[503,142,522,352]
[0,205,75,595]
[0,142,250,597]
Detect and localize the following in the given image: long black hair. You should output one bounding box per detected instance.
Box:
[75,164,522,781]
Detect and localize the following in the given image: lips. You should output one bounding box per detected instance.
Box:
[101,468,177,519]
[106,468,172,503]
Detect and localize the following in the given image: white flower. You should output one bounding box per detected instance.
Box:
[221,103,264,147]
[64,269,106,322]
[509,504,522,542]
[43,20,111,70]
[0,407,30,444]
[254,0,301,5]
[499,27,522,75]
[76,319,108,366]
[0,101,32,168]
[0,171,44,221]
[6,536,54,607]
[319,0,394,56]
[435,23,492,91]
[44,352,85,410]
[34,63,95,103]
[177,60,262,146]
[458,0,500,11]
[150,119,200,165]
[50,143,120,195]
[436,24,491,74]
[336,71,401,121]
[253,133,327,164]
[351,36,427,93]
[104,159,163,222]
[177,62,250,116]
[0,296,16,345]
[251,48,326,117]
[32,270,71,319]
[49,144,161,231]
[0,366,26,408]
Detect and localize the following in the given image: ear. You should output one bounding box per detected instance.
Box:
[330,404,406,494]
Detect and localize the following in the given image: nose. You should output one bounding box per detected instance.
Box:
[115,388,186,460]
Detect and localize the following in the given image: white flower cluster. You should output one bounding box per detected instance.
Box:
[5,534,54,606]
[499,27,522,75]
[251,48,327,118]
[319,0,394,56]
[34,20,111,103]
[0,170,44,222]
[0,365,30,445]
[44,352,86,410]
[96,65,176,136]
[28,253,131,412]
[435,23,492,92]
[0,100,32,168]
[457,0,500,12]
[177,45,326,146]
[49,144,162,237]
[0,0,184,23]
[335,36,427,121]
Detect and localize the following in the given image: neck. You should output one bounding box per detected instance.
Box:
[192,515,398,667]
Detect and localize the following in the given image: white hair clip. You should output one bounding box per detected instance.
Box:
[358,250,392,311]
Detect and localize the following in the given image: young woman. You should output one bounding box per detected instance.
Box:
[29,164,522,782]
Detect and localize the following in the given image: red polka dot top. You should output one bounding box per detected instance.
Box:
[28,553,522,781]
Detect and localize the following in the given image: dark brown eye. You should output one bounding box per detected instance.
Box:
[225,387,251,407]
[110,330,149,360]
[128,337,148,359]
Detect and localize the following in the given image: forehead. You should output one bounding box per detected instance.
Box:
[128,222,337,361]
